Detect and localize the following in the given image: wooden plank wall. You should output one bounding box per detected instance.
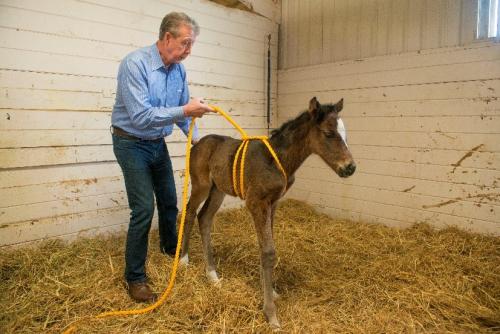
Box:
[279,0,479,69]
[0,0,279,246]
[278,41,500,235]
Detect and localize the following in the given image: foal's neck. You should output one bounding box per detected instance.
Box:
[270,121,313,176]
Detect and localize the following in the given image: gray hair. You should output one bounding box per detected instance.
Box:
[159,12,200,40]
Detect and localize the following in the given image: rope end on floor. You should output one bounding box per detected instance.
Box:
[62,325,77,334]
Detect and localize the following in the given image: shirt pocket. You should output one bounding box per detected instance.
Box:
[175,88,183,105]
[167,69,184,106]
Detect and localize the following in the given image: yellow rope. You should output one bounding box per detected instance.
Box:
[62,120,197,334]
[232,140,246,197]
[208,105,287,199]
[61,106,286,333]
[239,140,250,197]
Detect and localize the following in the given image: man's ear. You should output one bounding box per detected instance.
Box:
[164,31,174,43]
[308,97,320,115]
[334,98,344,113]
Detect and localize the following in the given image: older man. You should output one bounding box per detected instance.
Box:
[111,12,213,302]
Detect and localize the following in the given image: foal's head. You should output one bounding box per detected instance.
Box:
[307,97,356,178]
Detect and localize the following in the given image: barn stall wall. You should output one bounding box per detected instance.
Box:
[0,0,279,247]
[278,0,500,235]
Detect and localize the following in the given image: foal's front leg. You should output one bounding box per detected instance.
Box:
[248,199,280,329]
[270,201,280,301]
[261,201,280,300]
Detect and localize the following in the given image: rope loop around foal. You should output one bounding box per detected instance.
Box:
[209,105,287,199]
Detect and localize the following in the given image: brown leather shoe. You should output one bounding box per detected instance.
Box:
[161,247,176,258]
[127,281,157,303]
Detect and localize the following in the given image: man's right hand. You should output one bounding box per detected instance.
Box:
[183,98,215,118]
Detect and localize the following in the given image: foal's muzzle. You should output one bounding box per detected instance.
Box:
[339,162,356,178]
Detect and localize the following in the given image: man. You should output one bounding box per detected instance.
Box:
[111,12,213,303]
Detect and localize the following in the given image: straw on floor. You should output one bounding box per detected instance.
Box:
[1,199,499,333]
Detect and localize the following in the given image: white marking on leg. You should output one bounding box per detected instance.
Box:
[206,269,221,285]
[272,289,280,300]
[269,315,280,330]
[179,254,189,266]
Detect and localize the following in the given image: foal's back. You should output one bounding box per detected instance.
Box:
[189,134,285,199]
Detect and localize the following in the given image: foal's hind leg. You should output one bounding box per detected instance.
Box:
[198,186,225,283]
[180,180,211,266]
[247,199,280,329]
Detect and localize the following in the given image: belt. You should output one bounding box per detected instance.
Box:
[112,126,162,142]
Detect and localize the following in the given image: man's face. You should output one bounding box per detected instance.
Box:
[160,24,196,64]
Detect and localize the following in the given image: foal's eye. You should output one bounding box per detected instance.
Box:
[323,131,336,138]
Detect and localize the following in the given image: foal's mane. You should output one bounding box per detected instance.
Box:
[268,110,312,150]
[270,110,311,139]
[270,103,337,140]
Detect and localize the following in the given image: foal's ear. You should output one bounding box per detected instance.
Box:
[334,98,344,113]
[308,97,320,114]
[309,96,321,114]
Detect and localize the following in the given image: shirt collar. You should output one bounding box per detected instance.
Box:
[150,43,166,71]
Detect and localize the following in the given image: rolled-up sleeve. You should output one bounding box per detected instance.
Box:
[120,58,185,130]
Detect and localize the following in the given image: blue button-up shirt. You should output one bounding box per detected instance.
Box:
[111,43,198,140]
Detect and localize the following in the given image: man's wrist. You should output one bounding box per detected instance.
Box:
[170,107,186,121]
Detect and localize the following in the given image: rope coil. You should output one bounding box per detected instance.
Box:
[209,105,287,199]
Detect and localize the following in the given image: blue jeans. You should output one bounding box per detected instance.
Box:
[112,134,178,283]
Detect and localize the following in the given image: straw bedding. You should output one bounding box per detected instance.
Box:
[1,199,499,333]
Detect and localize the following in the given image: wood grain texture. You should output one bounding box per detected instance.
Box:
[278,42,500,235]
[280,0,482,69]
[0,0,279,246]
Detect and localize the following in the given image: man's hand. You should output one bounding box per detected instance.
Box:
[191,137,200,145]
[183,97,214,118]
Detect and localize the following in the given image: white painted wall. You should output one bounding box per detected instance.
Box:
[0,0,279,246]
[278,40,500,235]
[277,0,499,235]
[2,0,496,245]
[279,0,479,69]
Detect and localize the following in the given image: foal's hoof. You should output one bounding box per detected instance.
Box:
[206,270,221,286]
[264,308,281,330]
[179,254,189,266]
[268,316,281,331]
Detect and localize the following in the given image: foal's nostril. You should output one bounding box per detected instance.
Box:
[346,162,356,175]
[340,162,356,177]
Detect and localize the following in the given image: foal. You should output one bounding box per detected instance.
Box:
[180,97,356,328]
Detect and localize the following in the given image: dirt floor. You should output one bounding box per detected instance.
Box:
[1,199,499,333]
